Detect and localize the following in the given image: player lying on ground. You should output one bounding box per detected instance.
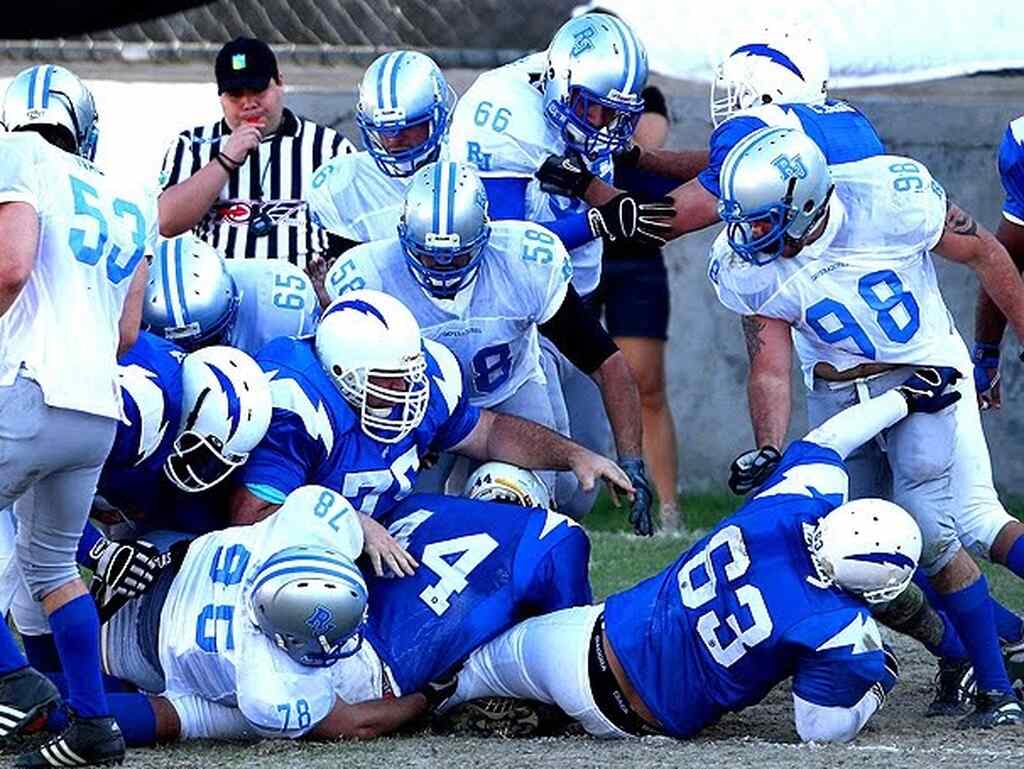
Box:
[31,484,590,745]
[436,366,963,742]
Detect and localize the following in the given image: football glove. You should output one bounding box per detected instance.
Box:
[972,342,1000,410]
[871,642,901,710]
[587,193,675,248]
[895,366,962,414]
[88,536,161,601]
[422,666,461,711]
[535,152,595,198]
[619,455,654,537]
[728,446,781,496]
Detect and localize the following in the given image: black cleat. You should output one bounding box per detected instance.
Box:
[15,712,125,767]
[927,658,974,717]
[957,689,1024,730]
[433,697,571,738]
[0,668,61,743]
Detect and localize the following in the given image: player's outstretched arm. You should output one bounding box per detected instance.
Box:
[743,314,793,452]
[306,694,430,740]
[0,202,38,317]
[936,202,1024,346]
[118,257,149,355]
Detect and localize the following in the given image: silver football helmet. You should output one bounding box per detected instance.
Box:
[316,290,429,444]
[2,64,99,159]
[249,536,368,667]
[717,127,833,265]
[543,13,648,158]
[399,161,490,299]
[143,235,240,352]
[356,50,457,178]
[465,462,552,510]
[166,345,273,493]
[711,25,829,128]
[805,498,922,604]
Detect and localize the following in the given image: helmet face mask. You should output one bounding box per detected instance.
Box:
[2,65,99,160]
[543,13,649,158]
[399,161,491,300]
[316,291,431,444]
[165,430,246,493]
[717,127,833,266]
[356,51,457,178]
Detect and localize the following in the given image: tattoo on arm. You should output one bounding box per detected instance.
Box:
[742,315,767,361]
[945,201,979,238]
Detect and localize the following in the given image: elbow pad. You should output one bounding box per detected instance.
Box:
[538,286,618,374]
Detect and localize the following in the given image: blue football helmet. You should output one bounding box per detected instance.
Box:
[356,51,457,178]
[398,161,490,299]
[717,127,833,265]
[249,537,369,667]
[143,235,240,352]
[543,13,648,158]
[2,64,99,160]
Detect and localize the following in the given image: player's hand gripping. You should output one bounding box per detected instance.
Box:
[88,536,161,601]
[568,447,634,501]
[728,446,782,496]
[535,152,596,198]
[618,455,654,537]
[359,513,418,578]
[972,343,1001,410]
[587,193,676,248]
[895,366,962,414]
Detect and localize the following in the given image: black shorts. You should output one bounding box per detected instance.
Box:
[587,250,670,340]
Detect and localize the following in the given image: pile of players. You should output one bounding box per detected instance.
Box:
[2,11,1024,767]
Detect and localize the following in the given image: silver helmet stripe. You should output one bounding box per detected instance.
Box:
[378,51,405,112]
[609,17,639,96]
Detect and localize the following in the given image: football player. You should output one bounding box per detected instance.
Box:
[229,289,633,577]
[440,365,959,742]
[143,233,319,356]
[54,485,590,745]
[0,64,156,767]
[708,127,1024,727]
[322,161,652,533]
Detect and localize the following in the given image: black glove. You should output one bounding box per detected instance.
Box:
[728,446,781,496]
[88,536,161,601]
[619,456,654,537]
[614,143,643,170]
[871,642,901,709]
[587,193,675,248]
[422,666,460,711]
[535,152,595,198]
[895,366,962,414]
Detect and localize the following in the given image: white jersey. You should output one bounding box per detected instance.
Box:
[324,220,571,408]
[0,132,158,419]
[225,260,318,356]
[708,155,969,387]
[158,486,378,737]
[305,150,415,244]
[449,53,614,296]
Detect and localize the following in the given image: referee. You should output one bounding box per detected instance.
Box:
[158,37,354,268]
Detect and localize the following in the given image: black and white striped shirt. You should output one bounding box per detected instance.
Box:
[159,109,355,268]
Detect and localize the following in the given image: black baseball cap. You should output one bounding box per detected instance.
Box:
[215,37,279,94]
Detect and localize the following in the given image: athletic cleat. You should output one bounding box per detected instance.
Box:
[433,697,571,738]
[0,668,61,743]
[957,690,1024,730]
[15,712,125,767]
[926,658,974,717]
[1003,639,1024,698]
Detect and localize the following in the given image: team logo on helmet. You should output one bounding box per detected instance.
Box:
[571,26,598,57]
[306,605,336,635]
[771,153,808,181]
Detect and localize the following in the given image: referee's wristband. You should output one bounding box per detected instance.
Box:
[214,154,237,174]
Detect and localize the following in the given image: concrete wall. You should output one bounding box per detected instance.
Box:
[287,75,1024,494]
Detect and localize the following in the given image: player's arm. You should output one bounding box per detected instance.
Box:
[0,201,38,317]
[744,314,793,451]
[117,256,149,355]
[306,694,430,740]
[229,485,280,525]
[934,201,1024,345]
[158,125,263,237]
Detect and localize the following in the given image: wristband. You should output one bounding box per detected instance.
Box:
[215,154,237,174]
[972,341,1001,368]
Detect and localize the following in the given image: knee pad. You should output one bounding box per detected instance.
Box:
[18,559,80,603]
[918,535,961,577]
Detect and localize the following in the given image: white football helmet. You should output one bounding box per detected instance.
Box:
[465,462,552,510]
[805,498,922,604]
[315,290,429,444]
[718,127,833,265]
[710,26,829,127]
[166,346,273,492]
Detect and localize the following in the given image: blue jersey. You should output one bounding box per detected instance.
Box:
[699,100,885,198]
[604,441,888,738]
[242,336,480,517]
[998,117,1024,225]
[366,493,592,694]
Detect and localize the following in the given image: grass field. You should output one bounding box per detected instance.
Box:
[14,492,1024,768]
